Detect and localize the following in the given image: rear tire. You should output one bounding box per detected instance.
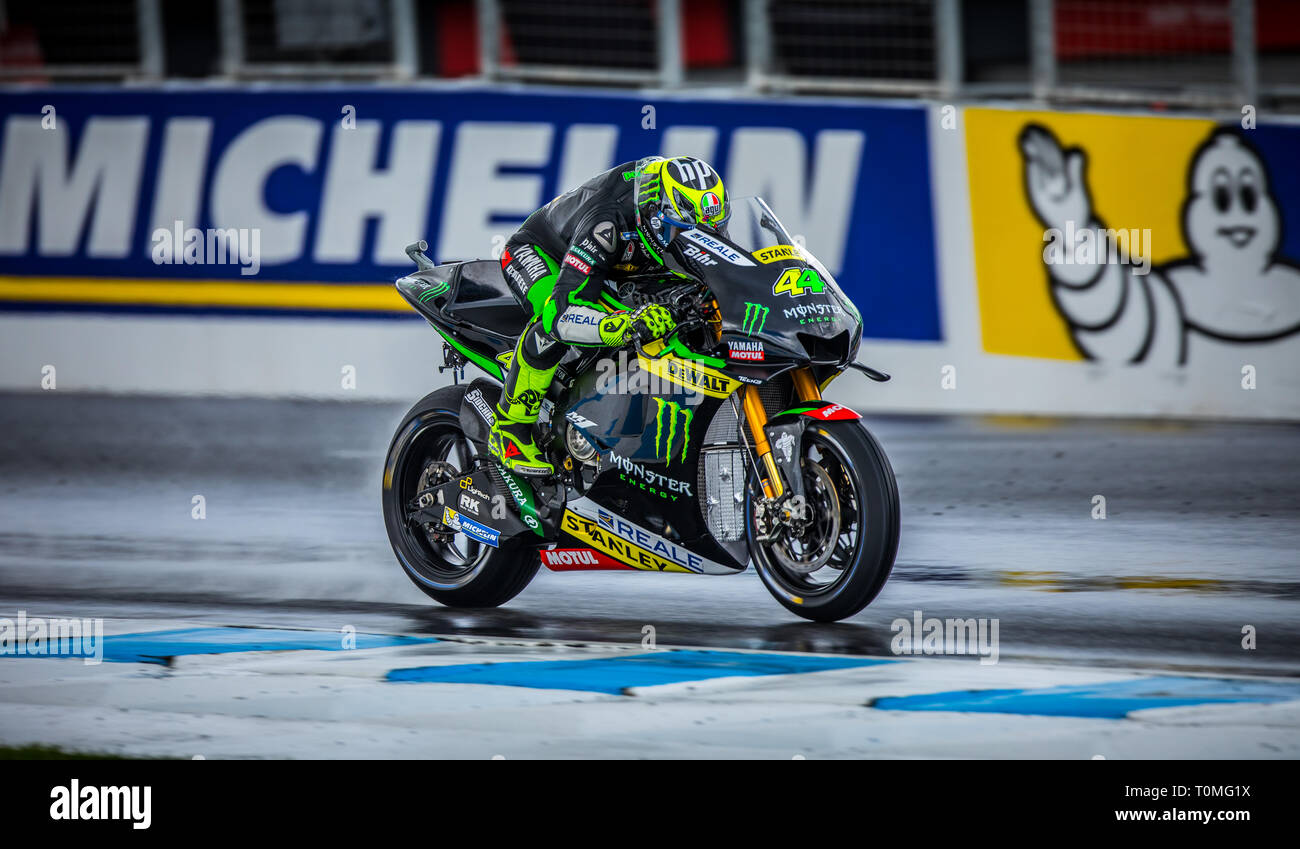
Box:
[382,386,540,608]
[748,419,900,622]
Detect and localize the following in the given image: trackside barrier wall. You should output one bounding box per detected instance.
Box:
[0,86,1296,419]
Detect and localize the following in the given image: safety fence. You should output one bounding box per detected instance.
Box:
[1,1,1296,109]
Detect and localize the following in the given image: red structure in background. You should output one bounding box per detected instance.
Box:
[433,0,481,77]
[0,23,47,83]
[682,0,735,69]
[433,0,734,78]
[1056,0,1300,59]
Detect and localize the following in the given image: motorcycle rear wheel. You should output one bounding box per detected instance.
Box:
[382,386,540,608]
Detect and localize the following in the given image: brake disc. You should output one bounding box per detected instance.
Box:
[415,460,459,509]
[413,460,461,544]
[768,461,841,575]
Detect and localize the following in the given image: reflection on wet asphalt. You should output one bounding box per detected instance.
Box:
[1,393,1298,674]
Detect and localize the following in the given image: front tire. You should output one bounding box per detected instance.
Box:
[382,386,540,608]
[748,419,900,622]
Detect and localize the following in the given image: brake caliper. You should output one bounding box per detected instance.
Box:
[412,460,460,538]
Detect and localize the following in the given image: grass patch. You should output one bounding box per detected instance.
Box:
[0,743,167,760]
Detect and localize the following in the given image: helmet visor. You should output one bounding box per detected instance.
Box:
[668,185,729,233]
[667,186,698,228]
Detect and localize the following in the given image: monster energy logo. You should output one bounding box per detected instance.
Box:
[638,175,661,203]
[742,302,769,336]
[653,398,693,464]
[418,281,450,302]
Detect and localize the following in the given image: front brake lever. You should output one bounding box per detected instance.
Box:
[633,337,671,361]
[632,322,682,361]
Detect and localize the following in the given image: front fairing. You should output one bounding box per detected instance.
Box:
[662,197,863,374]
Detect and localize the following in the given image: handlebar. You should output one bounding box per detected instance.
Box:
[631,325,670,361]
[629,314,704,361]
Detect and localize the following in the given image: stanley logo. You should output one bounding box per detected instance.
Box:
[753,244,803,264]
[560,510,699,573]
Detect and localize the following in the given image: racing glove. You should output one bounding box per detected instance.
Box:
[631,303,677,342]
[598,304,676,347]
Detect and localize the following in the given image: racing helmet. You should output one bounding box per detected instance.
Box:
[634,156,730,260]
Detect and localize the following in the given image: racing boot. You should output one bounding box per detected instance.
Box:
[488,323,562,478]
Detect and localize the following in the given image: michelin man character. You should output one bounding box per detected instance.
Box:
[1020,124,1300,366]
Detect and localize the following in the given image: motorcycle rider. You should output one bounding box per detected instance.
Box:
[488,155,731,477]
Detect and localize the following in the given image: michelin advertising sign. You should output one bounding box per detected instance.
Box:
[4,86,1296,418]
[967,108,1300,370]
[0,87,941,341]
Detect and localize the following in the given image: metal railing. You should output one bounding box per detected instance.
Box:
[0,0,163,80]
[2,0,1295,110]
[746,0,962,97]
[1029,0,1258,107]
[476,0,681,87]
[744,0,1272,108]
[217,0,419,79]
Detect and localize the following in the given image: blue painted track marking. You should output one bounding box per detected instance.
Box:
[5,627,437,665]
[872,676,1300,719]
[386,650,893,694]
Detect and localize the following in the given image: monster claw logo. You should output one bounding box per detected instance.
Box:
[652,398,693,464]
[418,280,450,302]
[742,302,769,336]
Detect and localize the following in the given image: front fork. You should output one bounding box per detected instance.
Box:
[743,366,821,509]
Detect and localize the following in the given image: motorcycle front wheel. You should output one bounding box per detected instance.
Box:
[746,418,900,622]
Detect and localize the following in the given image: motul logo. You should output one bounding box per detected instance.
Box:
[541,547,630,571]
[544,549,598,566]
[563,252,592,275]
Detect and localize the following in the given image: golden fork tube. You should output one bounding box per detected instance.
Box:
[742,385,784,499]
[791,367,822,402]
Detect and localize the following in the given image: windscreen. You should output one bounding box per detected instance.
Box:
[717,196,798,254]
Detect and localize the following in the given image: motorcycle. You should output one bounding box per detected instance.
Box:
[381,196,899,622]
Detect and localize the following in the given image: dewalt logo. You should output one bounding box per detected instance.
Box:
[742,302,768,336]
[637,351,738,399]
[665,359,729,395]
[653,398,693,464]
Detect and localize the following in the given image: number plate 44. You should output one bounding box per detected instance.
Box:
[772,268,825,298]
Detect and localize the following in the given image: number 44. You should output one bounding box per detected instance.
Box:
[772,268,825,297]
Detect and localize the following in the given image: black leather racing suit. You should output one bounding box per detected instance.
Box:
[499,160,665,372]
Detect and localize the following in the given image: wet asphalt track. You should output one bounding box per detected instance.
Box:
[0,392,1297,676]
